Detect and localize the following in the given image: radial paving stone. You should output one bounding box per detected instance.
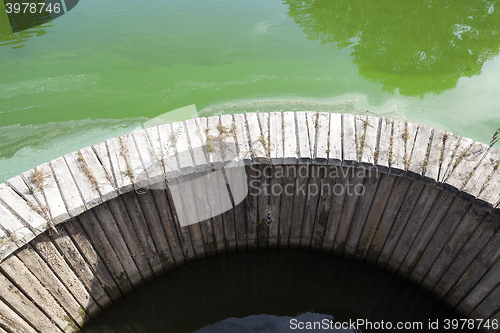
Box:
[0,183,47,235]
[461,148,500,202]
[342,114,357,167]
[31,162,70,224]
[406,125,432,180]
[390,120,406,176]
[0,203,35,251]
[0,113,500,332]
[50,156,87,218]
[327,113,343,166]
[439,137,475,194]
[357,115,379,170]
[63,151,102,210]
[269,112,284,165]
[78,146,118,202]
[377,117,393,174]
[354,173,397,261]
[132,129,164,187]
[0,297,37,333]
[305,112,317,158]
[0,255,78,331]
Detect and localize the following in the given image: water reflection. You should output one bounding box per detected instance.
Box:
[0,0,79,49]
[284,0,500,96]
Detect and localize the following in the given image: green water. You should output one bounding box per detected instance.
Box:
[1,0,500,181]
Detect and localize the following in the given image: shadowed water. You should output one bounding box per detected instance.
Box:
[82,249,476,333]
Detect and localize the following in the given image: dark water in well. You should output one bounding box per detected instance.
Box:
[82,249,476,333]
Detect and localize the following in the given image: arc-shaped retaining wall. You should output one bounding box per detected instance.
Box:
[0,112,499,332]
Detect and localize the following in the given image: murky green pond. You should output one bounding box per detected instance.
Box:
[81,249,476,333]
[1,0,499,180]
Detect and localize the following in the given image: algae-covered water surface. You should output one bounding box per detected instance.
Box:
[1,0,499,180]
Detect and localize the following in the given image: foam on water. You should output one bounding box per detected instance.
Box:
[0,117,146,183]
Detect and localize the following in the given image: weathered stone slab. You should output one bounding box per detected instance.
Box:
[79,146,118,202]
[132,130,164,186]
[314,112,329,165]
[0,272,61,332]
[305,112,317,157]
[433,213,500,300]
[328,113,342,166]
[121,192,164,275]
[358,116,379,169]
[342,114,357,167]
[389,120,406,176]
[386,185,441,273]
[458,257,500,317]
[6,175,41,209]
[344,170,381,257]
[15,242,92,322]
[50,156,86,217]
[407,125,432,179]
[0,183,47,235]
[354,173,397,260]
[296,112,311,164]
[106,137,134,194]
[321,167,350,252]
[310,166,337,250]
[269,112,284,165]
[63,151,102,210]
[0,298,36,333]
[421,129,445,185]
[443,214,500,308]
[157,123,182,180]
[0,255,75,331]
[92,141,116,188]
[437,133,461,182]
[372,180,424,266]
[76,211,133,293]
[63,219,121,301]
[399,191,458,279]
[246,113,267,162]
[232,113,252,165]
[188,117,218,254]
[0,203,35,249]
[31,228,100,314]
[92,203,143,286]
[376,118,393,173]
[258,112,270,158]
[404,122,419,171]
[420,205,487,292]
[439,137,474,193]
[333,168,365,254]
[34,163,70,224]
[107,197,155,279]
[300,165,322,248]
[462,148,500,203]
[184,118,210,172]
[278,165,295,246]
[171,122,195,175]
[0,228,18,262]
[409,196,471,284]
[268,165,282,247]
[149,190,185,264]
[447,141,489,194]
[283,112,298,165]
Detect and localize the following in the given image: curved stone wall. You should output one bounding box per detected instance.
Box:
[0,112,499,332]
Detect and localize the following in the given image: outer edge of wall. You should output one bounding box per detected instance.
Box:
[0,112,500,332]
[1,112,498,261]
